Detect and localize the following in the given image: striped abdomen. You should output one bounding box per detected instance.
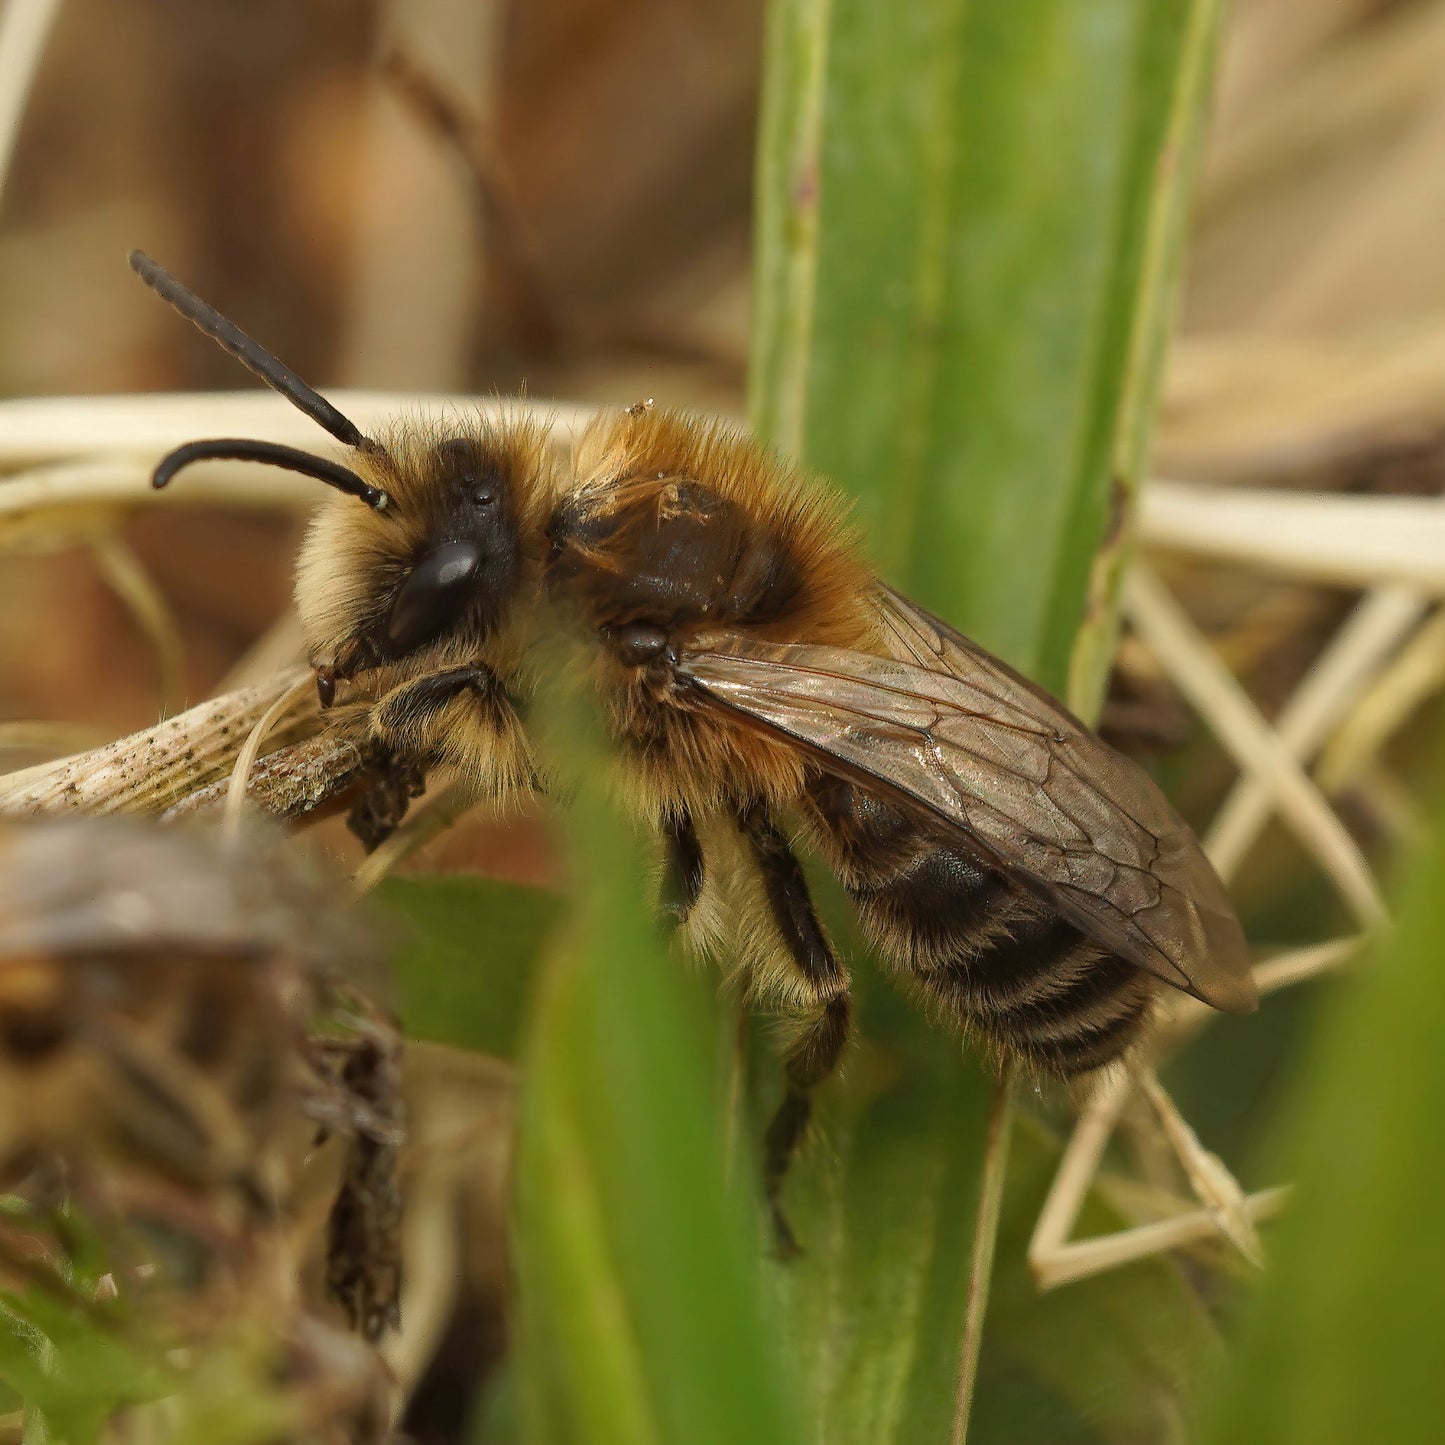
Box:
[805,777,1157,1074]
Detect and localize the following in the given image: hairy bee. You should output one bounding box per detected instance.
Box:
[131,252,1255,1247]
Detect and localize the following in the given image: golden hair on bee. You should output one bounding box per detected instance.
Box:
[132,250,1255,1255]
[567,404,875,651]
[549,404,880,825]
[296,410,557,675]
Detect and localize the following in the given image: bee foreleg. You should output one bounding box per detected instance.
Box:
[349,665,517,850]
[346,754,426,852]
[371,664,510,739]
[736,801,851,1258]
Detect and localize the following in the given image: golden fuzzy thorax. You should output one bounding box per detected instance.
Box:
[286,403,880,816]
[568,407,874,650]
[552,406,881,822]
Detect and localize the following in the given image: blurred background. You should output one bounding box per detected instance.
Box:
[3,0,1443,754]
[1,0,1443,1439]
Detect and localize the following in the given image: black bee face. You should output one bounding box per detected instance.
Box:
[379,438,524,659]
[315,435,534,688]
[126,251,554,710]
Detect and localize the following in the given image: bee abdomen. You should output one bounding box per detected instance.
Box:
[1007,988,1153,1075]
[810,781,1022,967]
[898,891,1155,1074]
[850,848,1018,968]
[809,779,1154,1075]
[978,944,1155,1075]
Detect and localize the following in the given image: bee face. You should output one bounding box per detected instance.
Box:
[296,416,556,686]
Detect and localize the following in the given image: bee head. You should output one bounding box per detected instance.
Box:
[297,419,552,683]
[128,252,554,687]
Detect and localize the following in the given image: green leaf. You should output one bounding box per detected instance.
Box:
[511,708,802,1445]
[0,1286,314,1445]
[0,1291,174,1445]
[752,0,1220,703]
[1198,789,1445,1445]
[756,965,998,1444]
[377,875,562,1056]
[751,1,1225,1440]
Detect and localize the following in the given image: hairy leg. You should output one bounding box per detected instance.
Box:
[660,806,704,925]
[348,664,516,851]
[736,800,851,1256]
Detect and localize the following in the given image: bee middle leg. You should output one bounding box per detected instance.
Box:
[349,664,516,851]
[660,806,704,926]
[736,800,851,1257]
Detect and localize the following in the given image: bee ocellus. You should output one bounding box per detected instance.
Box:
[130,250,1256,1249]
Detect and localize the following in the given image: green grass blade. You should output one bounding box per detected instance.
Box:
[750,2,1225,1440]
[511,733,802,1445]
[1198,788,1445,1445]
[373,833,800,1443]
[758,976,999,1444]
[378,876,561,1056]
[752,0,1219,699]
[1067,0,1223,718]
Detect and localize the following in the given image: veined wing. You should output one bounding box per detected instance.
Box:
[678,593,1254,1012]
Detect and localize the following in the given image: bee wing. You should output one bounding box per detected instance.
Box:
[678,587,1255,1013]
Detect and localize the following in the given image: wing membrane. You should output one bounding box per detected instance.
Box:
[679,588,1254,1012]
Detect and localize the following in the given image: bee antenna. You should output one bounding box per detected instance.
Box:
[151,439,389,511]
[128,250,381,456]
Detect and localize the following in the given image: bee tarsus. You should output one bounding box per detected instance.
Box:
[347,752,427,853]
[737,799,851,1247]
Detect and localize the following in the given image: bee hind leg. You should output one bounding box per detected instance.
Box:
[736,800,851,1259]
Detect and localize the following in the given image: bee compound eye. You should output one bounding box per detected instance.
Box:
[385,540,483,652]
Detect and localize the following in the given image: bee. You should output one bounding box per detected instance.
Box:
[130,251,1255,1248]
